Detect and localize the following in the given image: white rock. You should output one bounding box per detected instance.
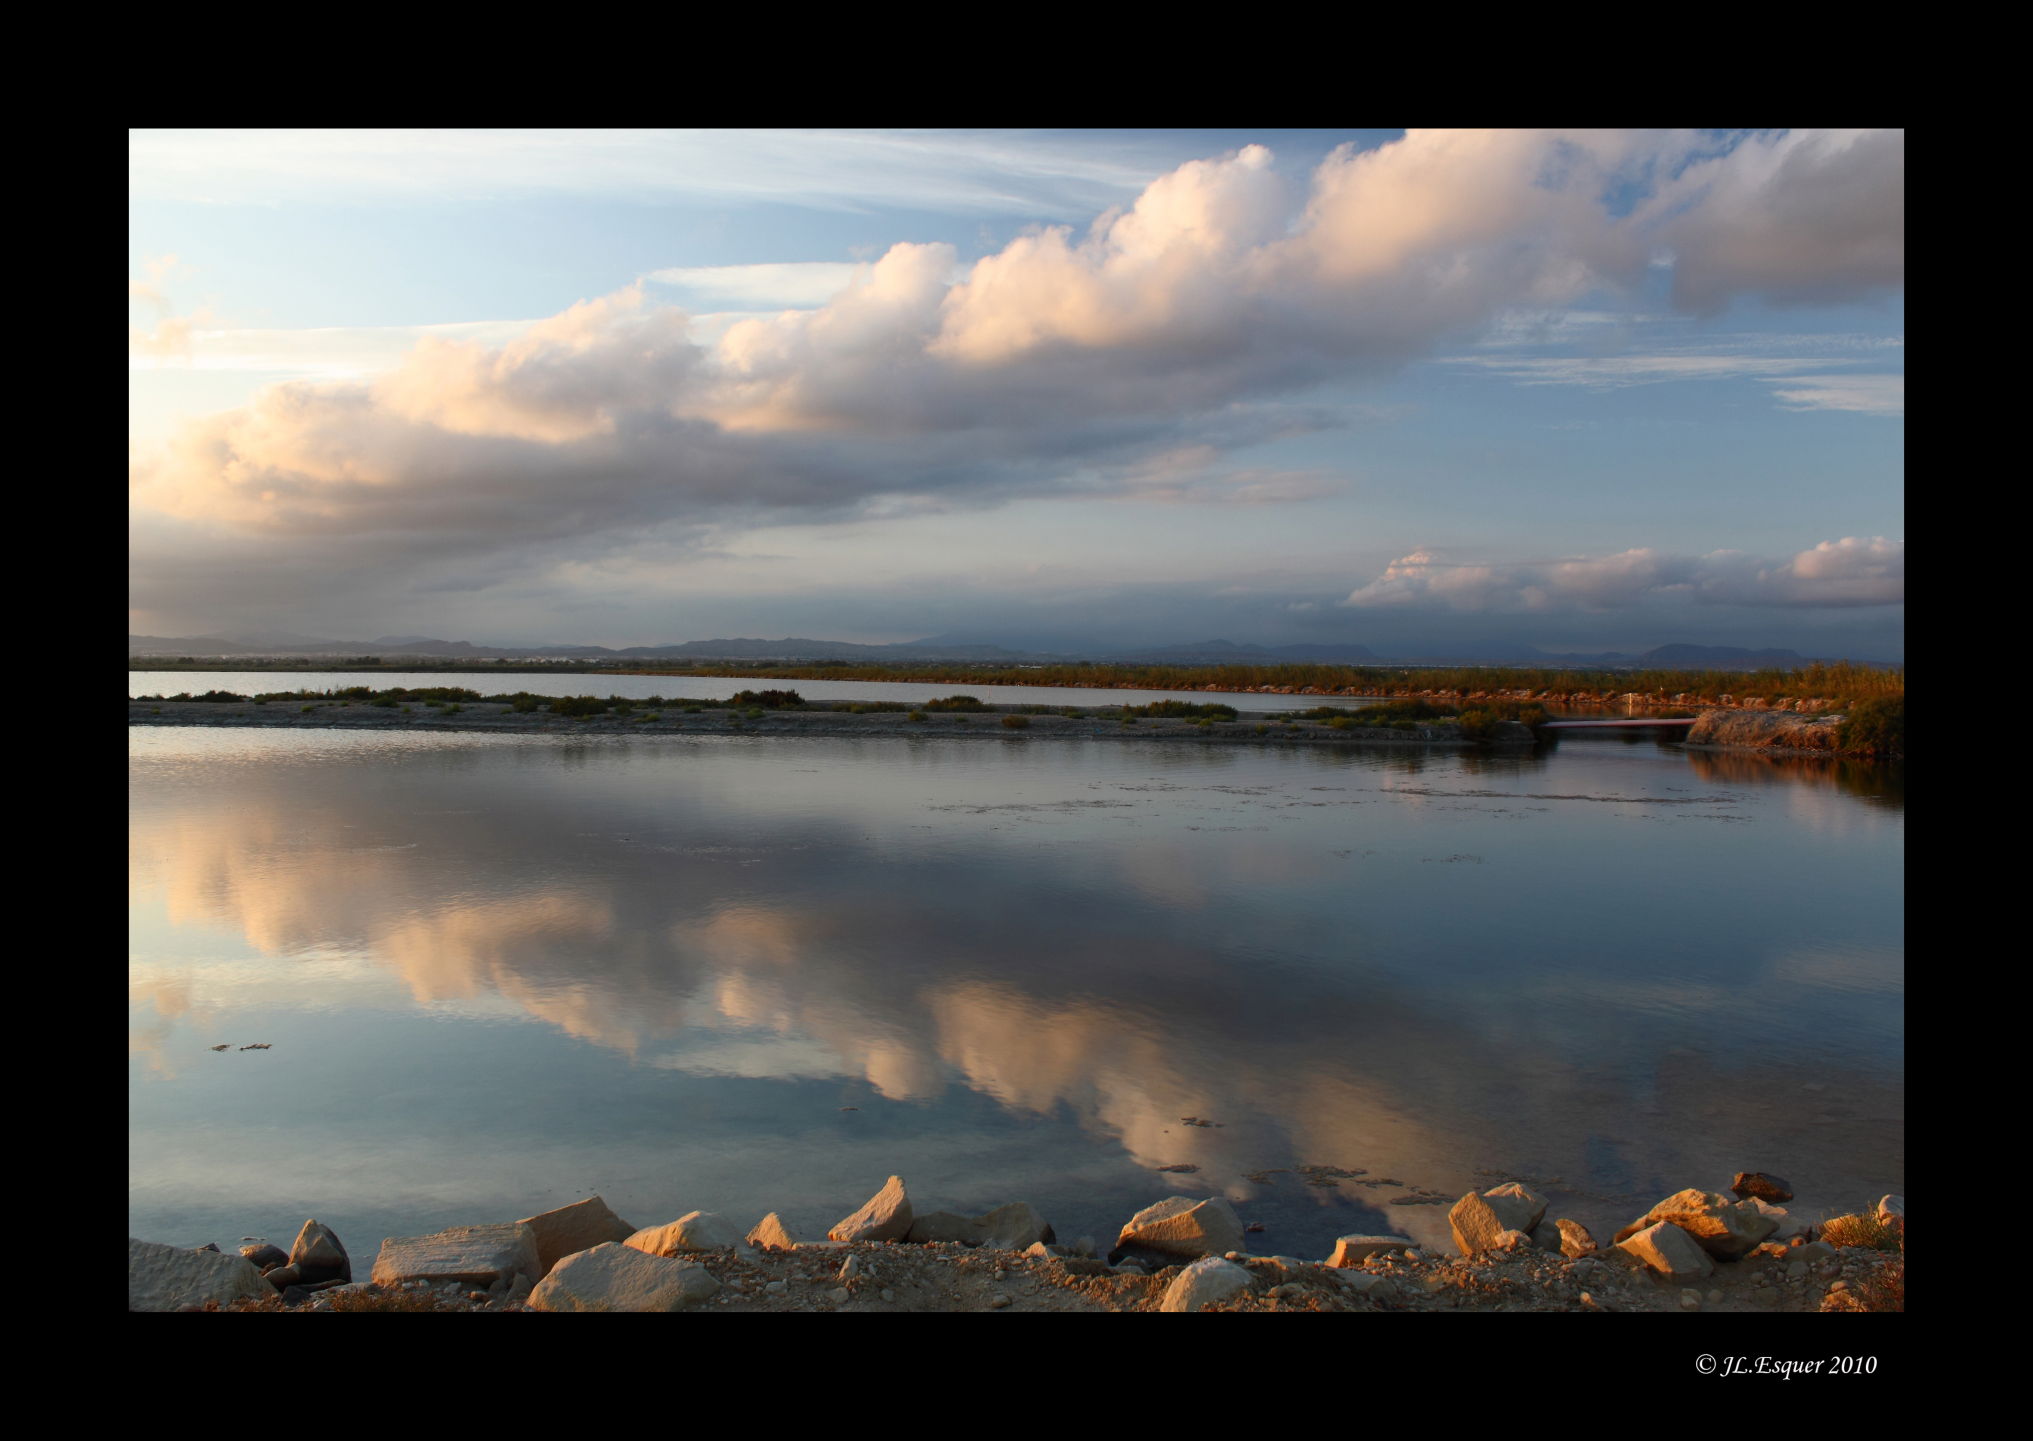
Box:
[129,1239,271,1312]
[517,1196,637,1277]
[746,1212,798,1250]
[828,1176,914,1243]
[1160,1256,1255,1312]
[1876,1194,1905,1223]
[527,1242,721,1312]
[1615,1221,1716,1279]
[371,1223,541,1288]
[1327,1234,1408,1267]
[625,1210,745,1256]
[1117,1195,1246,1259]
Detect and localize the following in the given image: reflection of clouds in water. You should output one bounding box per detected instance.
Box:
[130,731,1903,1230]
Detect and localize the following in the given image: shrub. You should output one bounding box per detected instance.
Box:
[1837,696,1903,756]
[727,689,803,708]
[907,711,925,723]
[195,690,247,703]
[1000,714,1030,729]
[301,704,317,713]
[372,697,397,708]
[1820,1213,1903,1251]
[509,694,541,713]
[549,695,607,718]
[1327,716,1353,730]
[1254,724,1268,735]
[1121,700,1238,720]
[923,695,987,712]
[1846,1259,1904,1312]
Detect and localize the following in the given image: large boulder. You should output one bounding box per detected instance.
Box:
[976,1202,1054,1251]
[905,1211,985,1246]
[287,1219,351,1284]
[1327,1235,1408,1267]
[518,1196,637,1277]
[1616,1221,1715,1279]
[1449,1183,1549,1256]
[1159,1255,1255,1312]
[829,1176,914,1243]
[1730,1172,1795,1204]
[1738,1196,1813,1242]
[1116,1196,1245,1260]
[1613,1189,1776,1260]
[527,1243,722,1312]
[626,1211,745,1256]
[370,1223,540,1289]
[239,1243,288,1270]
[129,1239,271,1312]
[1481,1182,1548,1233]
[747,1213,798,1250]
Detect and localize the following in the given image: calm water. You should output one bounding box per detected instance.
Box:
[129,670,1349,713]
[129,724,1903,1259]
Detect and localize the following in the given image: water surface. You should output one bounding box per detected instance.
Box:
[129,725,1903,1257]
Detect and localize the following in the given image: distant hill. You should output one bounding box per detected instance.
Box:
[1100,639,1383,664]
[1636,644,1808,668]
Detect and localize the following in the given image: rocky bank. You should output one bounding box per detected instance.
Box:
[132,1174,1904,1314]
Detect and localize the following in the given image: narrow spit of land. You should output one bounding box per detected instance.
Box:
[127,695,1536,748]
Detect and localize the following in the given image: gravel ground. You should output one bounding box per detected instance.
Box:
[201,1234,1902,1314]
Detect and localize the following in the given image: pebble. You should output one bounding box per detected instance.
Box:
[1679,1289,1702,1311]
[829,1287,851,1302]
[1706,1289,1722,1304]
[882,1288,896,1302]
[764,1280,786,1295]
[988,1294,1011,1309]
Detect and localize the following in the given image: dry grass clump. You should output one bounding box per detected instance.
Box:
[1820,1213,1903,1251]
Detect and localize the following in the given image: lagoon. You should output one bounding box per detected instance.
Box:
[129,722,1902,1258]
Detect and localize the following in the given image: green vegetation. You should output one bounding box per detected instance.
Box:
[726,688,804,709]
[1821,1212,1904,1252]
[1836,696,1904,756]
[1119,699,1239,720]
[999,714,1030,729]
[906,711,925,723]
[921,694,987,712]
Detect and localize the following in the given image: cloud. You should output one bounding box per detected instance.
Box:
[128,254,215,359]
[1768,374,1904,416]
[646,262,878,310]
[129,129,1171,218]
[132,131,1905,621]
[1641,129,1904,313]
[1344,538,1903,612]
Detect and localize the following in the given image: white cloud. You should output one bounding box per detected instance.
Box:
[1769,374,1904,416]
[129,129,1170,217]
[130,130,1906,623]
[1344,539,1903,612]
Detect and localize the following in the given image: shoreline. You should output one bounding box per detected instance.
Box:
[134,1177,1904,1314]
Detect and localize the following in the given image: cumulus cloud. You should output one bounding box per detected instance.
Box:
[1641,129,1904,313]
[131,130,1906,621]
[1344,538,1903,612]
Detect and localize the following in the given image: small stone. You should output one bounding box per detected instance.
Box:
[764,1280,787,1295]
[837,1255,861,1281]
[1160,1255,1254,1312]
[987,1293,1011,1309]
[1730,1172,1795,1204]
[881,1288,896,1302]
[1707,1289,1723,1303]
[829,1286,851,1302]
[1679,1289,1701,1310]
[746,1213,799,1250]
[1786,1261,1808,1281]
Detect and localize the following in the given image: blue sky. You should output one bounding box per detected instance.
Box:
[128,129,1904,657]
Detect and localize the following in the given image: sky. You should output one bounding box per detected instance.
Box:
[128,129,1905,658]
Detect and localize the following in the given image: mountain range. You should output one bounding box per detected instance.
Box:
[128,632,1883,670]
